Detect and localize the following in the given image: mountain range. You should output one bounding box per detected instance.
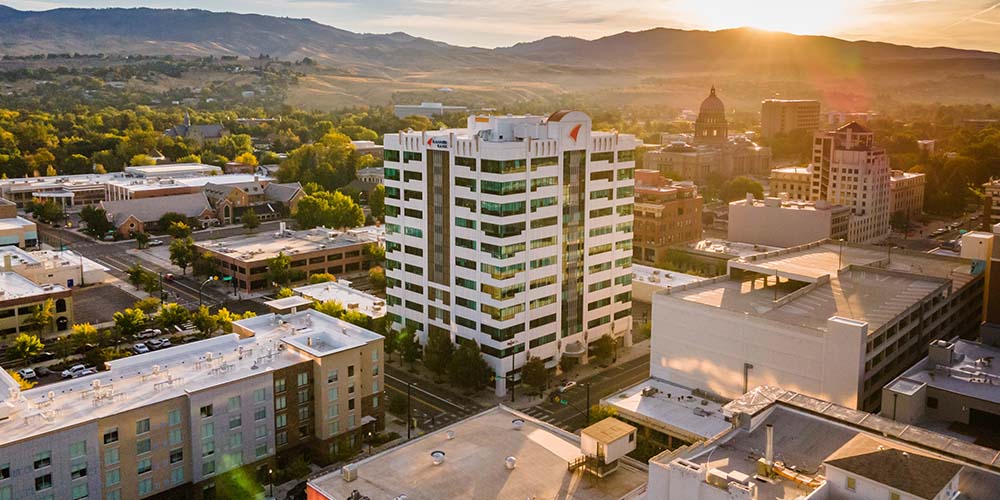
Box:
[1,6,998,109]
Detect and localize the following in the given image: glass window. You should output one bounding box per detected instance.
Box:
[229,433,242,449]
[229,416,242,429]
[327,369,338,384]
[171,467,184,485]
[202,422,214,439]
[276,414,287,429]
[168,409,181,426]
[0,485,11,500]
[70,462,87,480]
[256,424,267,440]
[170,448,183,464]
[105,469,120,486]
[274,378,286,393]
[103,428,118,445]
[202,440,215,457]
[0,463,8,480]
[200,404,213,418]
[254,388,266,403]
[256,445,268,459]
[255,407,267,421]
[70,440,87,458]
[202,461,216,476]
[136,418,150,435]
[227,396,241,412]
[106,490,121,500]
[104,448,119,466]
[33,451,51,470]
[328,403,339,418]
[138,478,152,495]
[34,474,51,491]
[136,438,151,455]
[71,484,88,500]
[297,372,309,386]
[275,395,287,410]
[169,428,182,446]
[137,458,152,475]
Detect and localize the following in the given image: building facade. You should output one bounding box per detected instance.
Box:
[0,272,73,337]
[384,111,637,395]
[811,123,891,243]
[889,170,925,221]
[759,99,821,139]
[768,165,812,201]
[0,309,383,500]
[728,197,849,248]
[632,170,702,265]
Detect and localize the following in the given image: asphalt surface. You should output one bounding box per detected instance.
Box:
[384,365,489,434]
[520,355,651,431]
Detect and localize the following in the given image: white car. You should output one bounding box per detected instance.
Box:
[17,368,37,380]
[558,381,578,393]
[148,239,164,246]
[61,364,92,379]
[132,343,150,354]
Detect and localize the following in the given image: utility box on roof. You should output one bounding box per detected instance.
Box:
[580,417,637,464]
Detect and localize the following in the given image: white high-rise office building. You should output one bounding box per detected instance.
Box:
[383,111,639,395]
[811,122,891,243]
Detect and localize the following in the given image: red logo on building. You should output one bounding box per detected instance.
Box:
[569,124,582,142]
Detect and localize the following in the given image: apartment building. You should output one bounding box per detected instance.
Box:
[0,271,72,336]
[759,99,821,139]
[383,111,638,395]
[632,170,702,265]
[651,240,984,411]
[811,122,892,243]
[196,225,384,293]
[889,169,925,220]
[0,309,383,500]
[728,196,849,248]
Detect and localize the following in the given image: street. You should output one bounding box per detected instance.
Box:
[384,370,489,433]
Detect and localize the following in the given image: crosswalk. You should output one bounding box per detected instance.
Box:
[520,405,559,424]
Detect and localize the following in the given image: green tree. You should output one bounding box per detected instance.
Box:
[169,237,195,275]
[368,266,386,293]
[9,333,44,366]
[192,251,217,277]
[112,308,146,340]
[592,334,616,364]
[129,154,156,166]
[24,298,55,336]
[314,300,344,317]
[275,287,295,299]
[8,370,36,390]
[214,308,256,334]
[307,272,337,284]
[720,176,764,202]
[191,305,218,336]
[241,208,261,233]
[520,356,550,395]
[134,231,150,249]
[293,190,365,229]
[423,328,454,377]
[369,184,385,220]
[340,309,369,329]
[265,252,304,288]
[79,205,113,237]
[166,221,192,239]
[447,343,490,391]
[158,303,190,330]
[233,151,259,166]
[588,405,619,425]
[27,199,64,224]
[397,328,421,368]
[132,297,161,314]
[158,212,190,232]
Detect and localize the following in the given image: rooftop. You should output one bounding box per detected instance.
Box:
[730,197,847,213]
[123,163,222,177]
[632,265,706,291]
[0,216,37,231]
[234,310,383,357]
[770,165,812,175]
[687,238,780,258]
[105,173,268,193]
[307,406,647,500]
[826,434,963,499]
[196,225,383,263]
[656,386,1000,500]
[889,339,1000,405]
[0,272,67,301]
[602,378,730,441]
[0,247,108,274]
[294,280,386,318]
[101,192,212,225]
[582,417,636,443]
[667,241,970,333]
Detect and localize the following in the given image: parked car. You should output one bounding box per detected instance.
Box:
[164,273,175,281]
[147,338,172,350]
[17,368,37,380]
[558,381,578,393]
[132,343,150,354]
[35,351,56,362]
[136,329,160,339]
[61,364,94,379]
[148,239,164,247]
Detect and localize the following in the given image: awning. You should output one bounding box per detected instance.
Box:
[563,341,587,357]
[361,415,377,425]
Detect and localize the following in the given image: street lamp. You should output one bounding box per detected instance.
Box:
[268,468,274,498]
[199,276,219,307]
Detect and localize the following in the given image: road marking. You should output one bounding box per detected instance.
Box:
[385,373,467,412]
[385,382,449,414]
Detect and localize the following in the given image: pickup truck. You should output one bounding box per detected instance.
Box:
[61,364,96,379]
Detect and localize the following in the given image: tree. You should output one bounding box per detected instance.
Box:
[191,305,218,336]
[266,252,304,288]
[9,333,44,366]
[129,154,156,166]
[134,231,150,249]
[520,357,550,395]
[447,343,490,392]
[158,212,190,232]
[169,237,195,275]
[720,176,764,202]
[166,221,192,239]
[112,308,146,340]
[79,205,113,237]
[8,370,36,390]
[293,190,365,230]
[192,250,217,277]
[233,151,259,166]
[593,334,616,364]
[588,405,619,425]
[891,211,909,232]
[368,266,386,293]
[314,300,344,318]
[340,310,369,329]
[24,299,55,336]
[275,287,295,299]
[308,273,337,284]
[133,297,161,314]
[423,328,454,377]
[241,208,260,233]
[397,328,421,368]
[158,303,190,330]
[27,199,64,224]
[369,184,385,220]
[214,308,256,334]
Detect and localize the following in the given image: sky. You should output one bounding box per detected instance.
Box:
[6,0,1000,51]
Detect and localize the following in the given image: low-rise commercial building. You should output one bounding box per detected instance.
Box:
[0,271,72,336]
[0,174,110,208]
[351,140,384,160]
[647,386,1000,500]
[633,170,702,264]
[728,196,849,248]
[889,169,925,220]
[0,309,383,500]
[768,165,812,201]
[0,198,37,248]
[196,225,384,293]
[123,163,223,178]
[652,240,984,411]
[0,246,109,288]
[882,339,1000,444]
[294,280,386,319]
[306,406,647,500]
[100,192,216,236]
[104,173,267,201]
[631,264,704,304]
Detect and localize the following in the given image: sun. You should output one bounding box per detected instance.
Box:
[684,0,858,35]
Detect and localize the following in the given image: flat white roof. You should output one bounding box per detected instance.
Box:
[0,216,37,230]
[105,173,268,192]
[892,340,1000,405]
[632,264,705,290]
[308,406,647,500]
[235,310,383,357]
[197,225,383,263]
[603,378,731,442]
[294,280,386,318]
[0,272,66,301]
[124,163,222,177]
[688,238,781,257]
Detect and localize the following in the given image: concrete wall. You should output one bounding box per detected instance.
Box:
[728,199,833,248]
[651,292,866,408]
[0,422,100,500]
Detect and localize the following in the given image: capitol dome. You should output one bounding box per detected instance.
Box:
[699,86,726,116]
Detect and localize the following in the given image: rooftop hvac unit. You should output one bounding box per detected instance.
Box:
[641,387,659,397]
[342,463,358,482]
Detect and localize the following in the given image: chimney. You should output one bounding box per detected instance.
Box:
[765,424,774,465]
[3,254,10,272]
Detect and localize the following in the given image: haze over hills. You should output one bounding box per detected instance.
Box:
[0,6,998,110]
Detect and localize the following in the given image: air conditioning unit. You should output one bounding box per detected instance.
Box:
[342,463,358,482]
